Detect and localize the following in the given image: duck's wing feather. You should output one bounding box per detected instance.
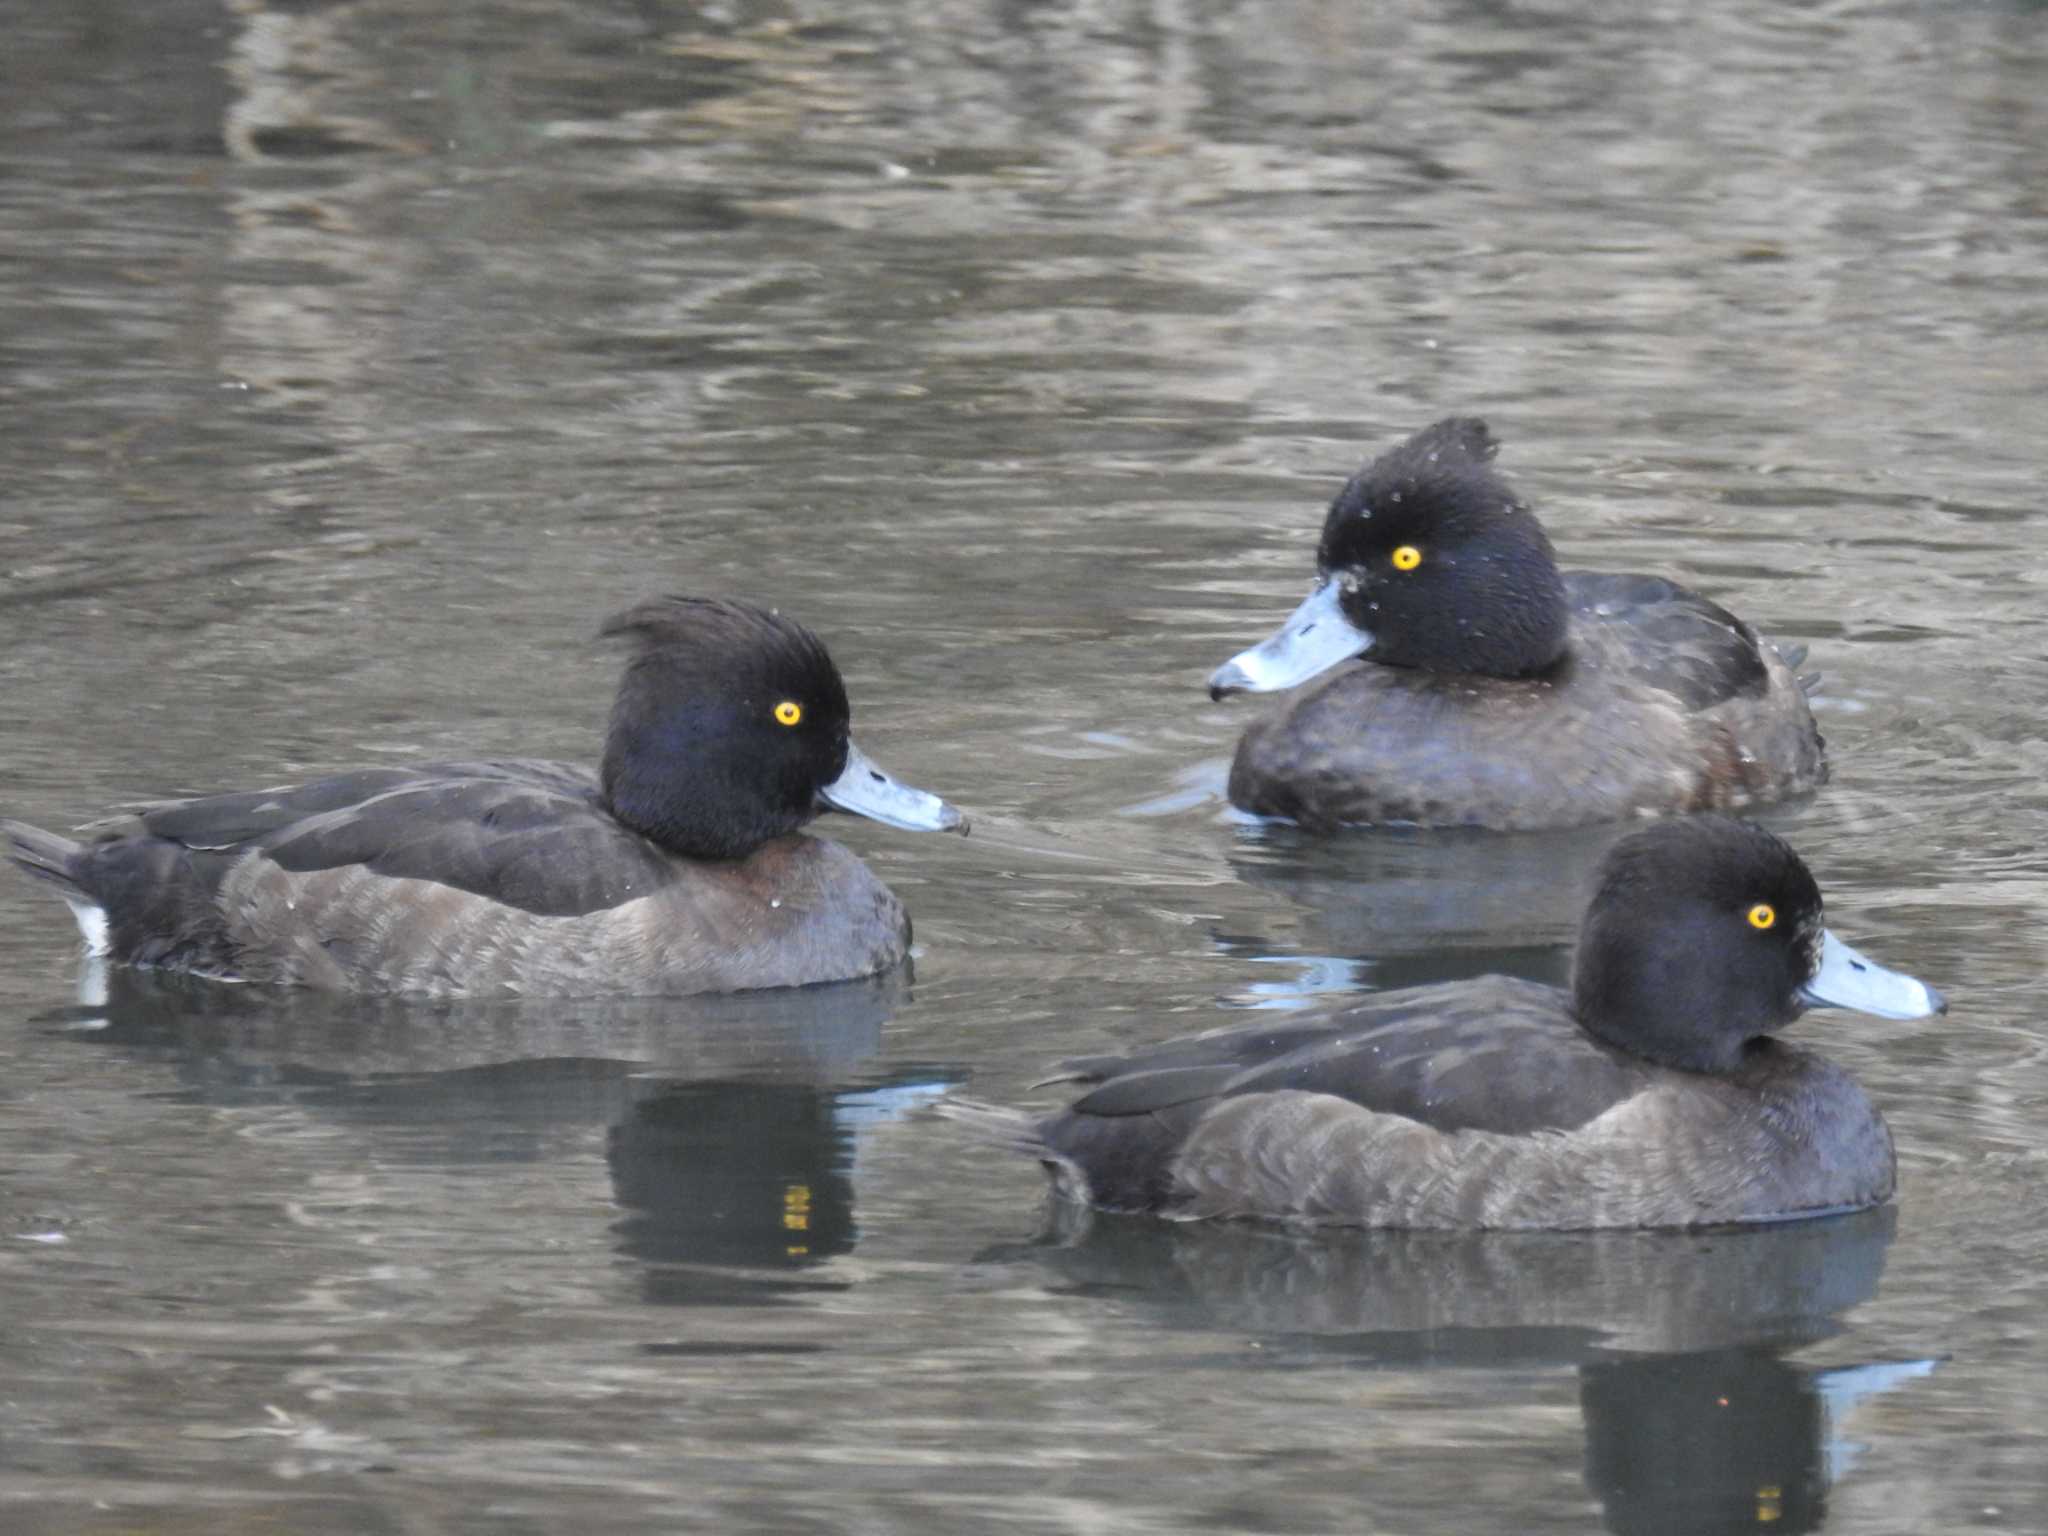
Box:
[108,768,432,847]
[1043,1014,1364,1091]
[101,760,675,918]
[1060,977,1651,1138]
[1564,571,1775,712]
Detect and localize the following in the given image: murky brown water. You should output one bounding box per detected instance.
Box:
[3,1,2045,1531]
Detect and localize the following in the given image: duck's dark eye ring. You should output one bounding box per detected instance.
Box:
[1391,545,1423,572]
[773,700,803,727]
[1747,903,1776,931]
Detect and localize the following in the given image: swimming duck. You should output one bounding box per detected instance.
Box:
[1208,418,1826,830]
[3,597,966,997]
[963,817,1942,1229]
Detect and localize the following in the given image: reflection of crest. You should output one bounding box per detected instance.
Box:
[609,1072,957,1302]
[608,1077,861,1276]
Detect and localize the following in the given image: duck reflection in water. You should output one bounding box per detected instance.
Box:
[988,1204,1932,1535]
[35,965,954,1311]
[1211,819,1623,1003]
[1582,1346,1933,1536]
[39,965,914,1120]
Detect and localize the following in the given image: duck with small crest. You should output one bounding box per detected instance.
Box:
[1209,418,1827,830]
[3,597,966,997]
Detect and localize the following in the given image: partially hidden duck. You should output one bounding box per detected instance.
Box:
[3,597,966,997]
[1209,418,1827,830]
[951,817,1944,1230]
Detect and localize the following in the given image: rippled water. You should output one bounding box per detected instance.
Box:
[3,1,2045,1530]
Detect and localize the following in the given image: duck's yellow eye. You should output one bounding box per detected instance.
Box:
[773,700,803,727]
[1747,903,1777,931]
[1391,545,1423,572]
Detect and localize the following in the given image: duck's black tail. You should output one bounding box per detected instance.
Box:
[3,819,116,957]
[931,1096,1049,1158]
[934,1096,1121,1211]
[2,819,89,900]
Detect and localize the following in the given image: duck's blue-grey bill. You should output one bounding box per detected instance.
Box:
[1208,579,1374,699]
[1799,930,1945,1019]
[821,743,968,834]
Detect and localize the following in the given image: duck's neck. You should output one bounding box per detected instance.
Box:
[1467,564,1571,678]
[1572,999,1752,1075]
[1570,941,1765,1076]
[600,716,805,864]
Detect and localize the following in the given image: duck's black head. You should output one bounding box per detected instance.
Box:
[599,597,964,862]
[1209,418,1571,697]
[1571,816,1944,1074]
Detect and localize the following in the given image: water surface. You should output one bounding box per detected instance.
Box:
[3,1,2045,1531]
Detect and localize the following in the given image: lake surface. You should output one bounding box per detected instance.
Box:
[2,0,2045,1530]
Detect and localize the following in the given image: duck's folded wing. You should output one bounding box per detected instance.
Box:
[1565,571,1778,712]
[1226,1006,1653,1138]
[1058,987,1496,1115]
[95,767,429,846]
[1044,1014,1363,1091]
[113,760,676,918]
[1063,977,1653,1139]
